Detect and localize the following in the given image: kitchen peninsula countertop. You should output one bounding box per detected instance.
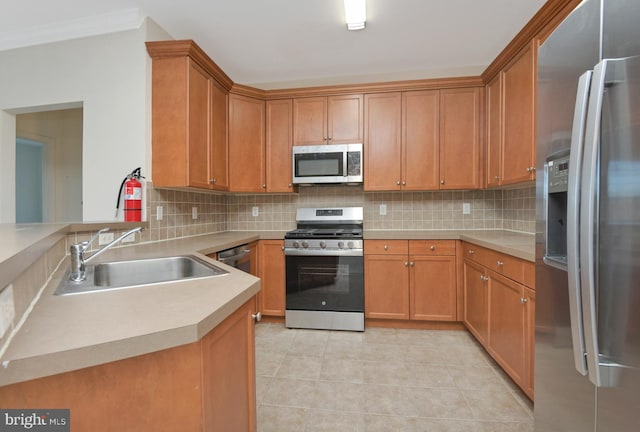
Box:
[0,229,277,387]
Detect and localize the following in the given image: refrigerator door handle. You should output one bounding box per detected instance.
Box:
[580,59,608,387]
[567,70,592,376]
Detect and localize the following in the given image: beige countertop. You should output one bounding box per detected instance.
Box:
[0,230,274,387]
[364,230,535,262]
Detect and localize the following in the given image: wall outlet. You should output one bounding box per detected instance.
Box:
[0,285,15,339]
[379,204,387,216]
[156,206,163,220]
[192,207,198,219]
[122,232,136,243]
[463,202,471,215]
[252,207,259,217]
[98,232,115,245]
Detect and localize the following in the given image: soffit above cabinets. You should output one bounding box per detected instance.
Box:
[1,0,545,89]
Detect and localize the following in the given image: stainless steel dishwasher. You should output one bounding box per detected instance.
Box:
[217,244,252,273]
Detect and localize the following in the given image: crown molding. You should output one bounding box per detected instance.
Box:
[0,8,144,52]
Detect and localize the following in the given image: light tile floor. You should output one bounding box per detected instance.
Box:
[255,323,533,432]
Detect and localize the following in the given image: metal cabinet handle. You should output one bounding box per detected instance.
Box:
[209,178,217,184]
[252,312,262,322]
[520,298,528,304]
[396,180,401,185]
[497,260,504,266]
[288,183,292,188]
[384,245,388,250]
[402,181,406,186]
[468,250,475,255]
[494,175,500,180]
[480,275,489,282]
[440,179,445,185]
[410,262,415,267]
[262,184,266,189]
[281,246,285,251]
[430,245,435,251]
[404,262,409,267]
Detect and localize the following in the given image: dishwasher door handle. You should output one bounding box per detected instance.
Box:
[218,249,250,264]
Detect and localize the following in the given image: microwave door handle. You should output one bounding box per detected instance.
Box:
[343,150,348,177]
[580,60,608,387]
[567,70,592,376]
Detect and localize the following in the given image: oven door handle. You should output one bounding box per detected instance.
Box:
[284,249,363,257]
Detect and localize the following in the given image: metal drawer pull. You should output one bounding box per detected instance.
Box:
[497,260,504,266]
[384,245,388,250]
[468,250,475,254]
[430,245,435,251]
[252,312,262,322]
[520,298,528,304]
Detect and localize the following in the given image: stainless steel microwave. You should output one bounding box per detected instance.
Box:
[292,143,363,185]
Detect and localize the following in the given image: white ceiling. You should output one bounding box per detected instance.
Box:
[1,0,547,89]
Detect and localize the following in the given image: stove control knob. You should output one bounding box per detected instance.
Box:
[320,241,326,249]
[292,241,300,248]
[302,241,309,248]
[338,241,345,249]
[347,241,355,249]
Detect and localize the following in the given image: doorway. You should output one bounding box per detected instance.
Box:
[15,138,44,223]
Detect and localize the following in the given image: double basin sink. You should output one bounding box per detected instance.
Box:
[55,255,228,296]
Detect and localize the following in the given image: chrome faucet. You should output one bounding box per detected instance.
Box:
[69,227,143,282]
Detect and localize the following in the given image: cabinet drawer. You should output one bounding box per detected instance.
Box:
[364,240,408,255]
[462,242,529,286]
[409,240,456,256]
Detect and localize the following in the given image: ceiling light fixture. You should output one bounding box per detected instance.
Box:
[344,0,366,30]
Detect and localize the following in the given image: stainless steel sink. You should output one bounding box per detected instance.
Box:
[55,255,228,295]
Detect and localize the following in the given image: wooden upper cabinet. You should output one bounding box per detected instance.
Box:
[293,94,363,146]
[502,41,536,184]
[229,94,266,192]
[147,41,230,192]
[266,99,295,193]
[402,90,440,190]
[439,87,481,190]
[364,92,402,191]
[209,79,229,189]
[486,73,503,188]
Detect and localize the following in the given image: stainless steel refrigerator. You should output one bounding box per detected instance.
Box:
[536,0,640,430]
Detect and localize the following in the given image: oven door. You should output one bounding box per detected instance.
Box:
[285,254,364,312]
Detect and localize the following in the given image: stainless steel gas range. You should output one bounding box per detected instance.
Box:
[284,207,364,331]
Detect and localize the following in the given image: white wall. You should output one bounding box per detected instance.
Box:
[0,18,172,222]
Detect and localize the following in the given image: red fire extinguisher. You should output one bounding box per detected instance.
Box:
[116,168,144,222]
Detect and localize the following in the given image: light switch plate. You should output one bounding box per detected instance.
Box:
[192,207,198,219]
[463,203,471,215]
[122,232,136,243]
[156,206,163,220]
[0,285,15,339]
[379,204,387,216]
[252,207,259,217]
[98,232,115,245]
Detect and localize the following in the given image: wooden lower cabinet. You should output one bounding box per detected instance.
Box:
[258,240,286,316]
[462,241,535,399]
[0,299,258,432]
[410,255,457,321]
[364,254,410,319]
[364,240,457,322]
[463,259,489,344]
[487,271,527,386]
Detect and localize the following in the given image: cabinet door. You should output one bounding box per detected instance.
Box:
[486,73,503,188]
[524,286,535,399]
[293,97,327,145]
[328,94,363,144]
[202,299,256,432]
[488,271,526,386]
[258,240,286,316]
[410,255,456,321]
[365,254,409,319]
[402,90,440,190]
[463,259,489,345]
[229,94,266,192]
[502,42,536,184]
[364,92,402,191]
[187,60,212,189]
[209,79,229,190]
[439,87,481,189]
[266,99,295,193]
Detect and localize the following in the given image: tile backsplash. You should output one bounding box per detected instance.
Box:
[131,183,536,241]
